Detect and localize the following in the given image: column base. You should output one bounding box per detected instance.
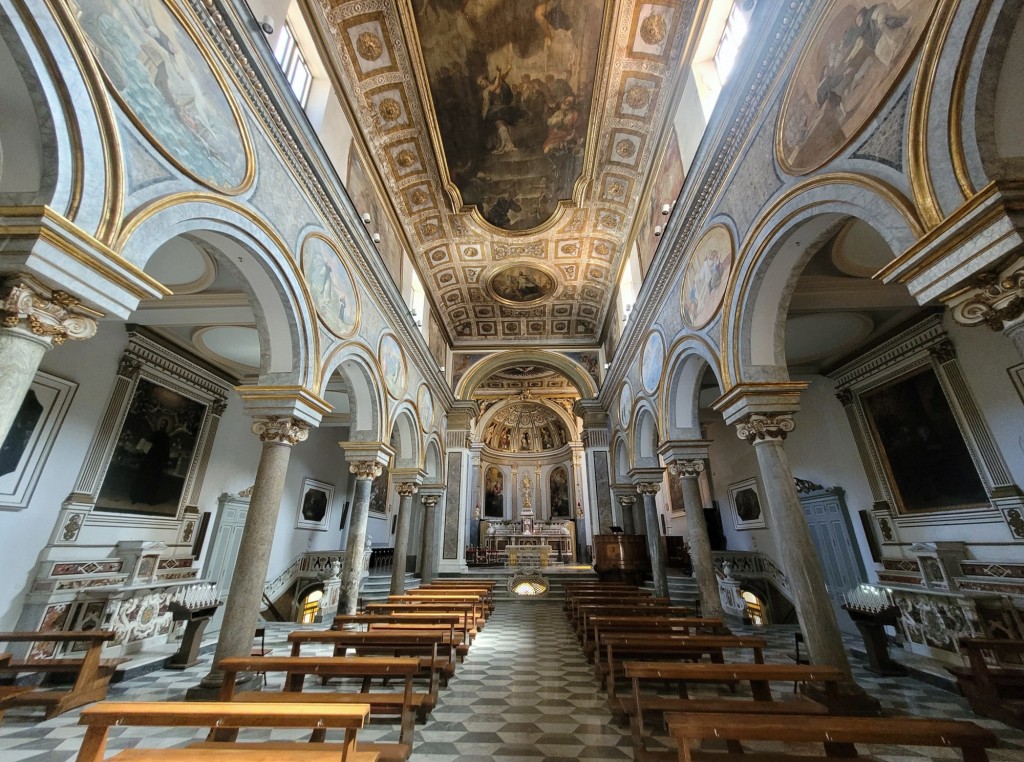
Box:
[802,681,882,716]
[185,668,262,701]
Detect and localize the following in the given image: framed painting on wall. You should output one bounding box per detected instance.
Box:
[729,477,766,530]
[367,464,390,516]
[296,477,334,531]
[0,371,77,510]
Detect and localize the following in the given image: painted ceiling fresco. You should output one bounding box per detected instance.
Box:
[312,0,698,345]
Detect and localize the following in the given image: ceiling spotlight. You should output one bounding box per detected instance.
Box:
[603,362,611,369]
[654,225,663,237]
[661,203,672,215]
[372,233,381,243]
[361,212,371,224]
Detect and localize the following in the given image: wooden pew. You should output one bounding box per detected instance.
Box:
[365,602,479,640]
[576,604,695,641]
[950,636,1024,729]
[621,662,844,762]
[0,630,124,720]
[289,630,458,686]
[665,712,998,762]
[332,613,470,660]
[584,616,723,662]
[386,594,487,627]
[75,701,376,762]
[596,634,768,706]
[566,592,658,624]
[413,586,494,615]
[217,655,423,762]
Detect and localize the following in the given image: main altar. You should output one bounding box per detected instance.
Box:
[480,519,576,563]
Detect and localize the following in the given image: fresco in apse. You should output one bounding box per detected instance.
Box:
[412,0,603,230]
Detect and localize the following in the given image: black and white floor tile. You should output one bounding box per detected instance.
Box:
[1,598,1021,761]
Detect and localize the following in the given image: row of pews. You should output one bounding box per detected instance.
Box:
[66,578,497,762]
[563,581,1001,762]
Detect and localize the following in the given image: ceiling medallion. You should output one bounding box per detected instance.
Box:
[356,31,383,61]
[485,263,558,306]
[378,97,401,121]
[639,14,667,46]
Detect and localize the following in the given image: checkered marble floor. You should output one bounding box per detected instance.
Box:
[1,599,1022,761]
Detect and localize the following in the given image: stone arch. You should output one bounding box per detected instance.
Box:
[613,435,631,481]
[453,349,598,399]
[477,397,577,449]
[660,338,724,440]
[722,182,920,387]
[388,404,423,470]
[630,404,660,470]
[0,7,113,229]
[322,343,386,443]
[117,198,318,387]
[423,437,444,483]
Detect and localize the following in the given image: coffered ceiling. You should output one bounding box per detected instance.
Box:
[309,0,703,346]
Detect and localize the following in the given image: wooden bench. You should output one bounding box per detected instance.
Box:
[288,630,457,686]
[665,711,998,762]
[622,662,844,762]
[950,636,1024,729]
[0,630,124,720]
[416,585,494,615]
[333,613,470,660]
[75,701,376,762]
[569,597,672,631]
[575,604,695,639]
[583,615,721,661]
[218,655,423,762]
[365,602,479,639]
[386,594,487,627]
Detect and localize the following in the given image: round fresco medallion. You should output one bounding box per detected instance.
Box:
[680,225,733,330]
[777,0,940,175]
[417,385,434,431]
[302,236,359,338]
[379,333,407,399]
[71,0,250,192]
[619,382,633,429]
[641,331,665,394]
[486,264,557,305]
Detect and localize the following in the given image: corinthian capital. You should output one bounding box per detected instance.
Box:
[735,413,795,444]
[617,494,636,507]
[349,461,383,480]
[669,459,705,479]
[421,494,441,509]
[949,264,1024,331]
[251,416,309,445]
[635,482,661,496]
[395,482,419,498]
[1,278,101,345]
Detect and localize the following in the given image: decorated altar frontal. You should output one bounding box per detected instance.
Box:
[480,519,575,563]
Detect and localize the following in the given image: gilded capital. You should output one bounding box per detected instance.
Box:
[669,459,705,479]
[1,279,101,345]
[251,416,309,445]
[421,494,441,509]
[635,482,661,496]
[735,413,795,444]
[395,482,419,498]
[349,460,383,480]
[949,265,1024,331]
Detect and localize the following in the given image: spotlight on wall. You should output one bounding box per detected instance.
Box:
[259,15,275,35]
[372,233,381,244]
[654,225,663,237]
[661,203,672,215]
[361,212,371,224]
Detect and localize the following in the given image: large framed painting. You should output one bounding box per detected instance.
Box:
[729,477,766,530]
[0,371,77,510]
[302,234,359,338]
[681,225,733,329]
[68,0,251,192]
[484,465,504,518]
[411,0,603,230]
[860,366,987,513]
[367,464,390,516]
[296,477,334,531]
[549,466,570,518]
[95,378,207,517]
[777,0,940,175]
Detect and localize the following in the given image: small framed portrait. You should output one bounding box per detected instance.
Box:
[729,477,766,530]
[296,477,334,531]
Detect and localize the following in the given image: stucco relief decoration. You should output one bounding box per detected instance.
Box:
[777,0,939,175]
[301,235,360,338]
[379,333,407,398]
[680,225,733,329]
[417,385,434,431]
[618,381,633,428]
[68,0,251,192]
[641,330,664,394]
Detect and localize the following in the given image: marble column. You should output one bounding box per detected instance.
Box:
[0,279,99,443]
[636,482,668,598]
[736,414,852,677]
[419,493,443,583]
[673,460,725,620]
[339,462,380,615]
[617,494,636,534]
[633,498,647,535]
[390,482,419,595]
[190,416,308,697]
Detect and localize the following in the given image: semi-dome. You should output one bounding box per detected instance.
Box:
[482,402,570,453]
